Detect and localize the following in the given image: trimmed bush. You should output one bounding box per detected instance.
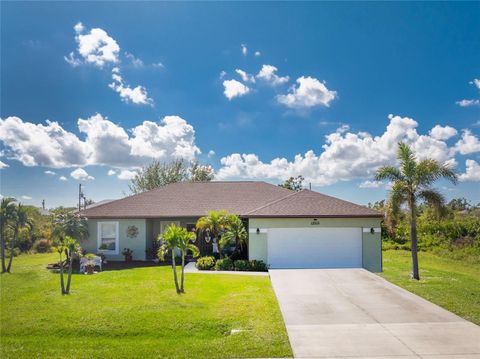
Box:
[234,259,250,271]
[249,260,268,272]
[32,239,52,253]
[196,256,216,270]
[214,258,234,271]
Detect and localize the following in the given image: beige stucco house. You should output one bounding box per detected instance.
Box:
[80,181,383,272]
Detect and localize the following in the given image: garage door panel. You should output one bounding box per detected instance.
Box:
[267,227,362,269]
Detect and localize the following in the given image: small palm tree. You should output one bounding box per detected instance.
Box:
[375,142,457,280]
[54,235,79,295]
[158,224,181,293]
[52,209,88,263]
[196,210,230,258]
[175,228,199,293]
[0,197,17,273]
[6,204,33,272]
[221,215,247,254]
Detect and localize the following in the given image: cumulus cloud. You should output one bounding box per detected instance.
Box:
[0,161,8,169]
[359,180,382,188]
[459,160,480,182]
[117,169,137,180]
[66,22,120,67]
[59,176,68,181]
[277,76,337,109]
[0,114,200,169]
[223,79,250,100]
[256,65,289,86]
[235,69,256,83]
[70,168,94,181]
[109,67,153,105]
[217,114,463,186]
[44,170,56,176]
[241,44,247,56]
[452,130,480,155]
[429,125,457,140]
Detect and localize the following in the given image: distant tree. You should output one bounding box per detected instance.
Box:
[129,159,214,194]
[375,142,457,280]
[84,198,95,208]
[447,197,471,212]
[0,197,17,273]
[6,204,33,272]
[189,160,215,182]
[279,175,305,191]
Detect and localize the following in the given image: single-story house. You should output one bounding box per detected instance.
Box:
[80,181,383,271]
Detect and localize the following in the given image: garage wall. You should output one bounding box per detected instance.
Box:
[248,217,382,272]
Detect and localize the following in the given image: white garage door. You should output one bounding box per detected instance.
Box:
[267,227,362,269]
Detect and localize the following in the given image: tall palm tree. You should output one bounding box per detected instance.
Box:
[375,142,457,280]
[196,210,230,258]
[0,197,17,273]
[221,215,248,254]
[6,203,33,272]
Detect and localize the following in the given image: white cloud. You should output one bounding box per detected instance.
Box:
[256,65,289,86]
[21,195,32,200]
[254,51,261,57]
[429,125,457,141]
[70,168,94,181]
[117,169,137,180]
[471,78,480,89]
[452,130,480,155]
[109,67,153,105]
[223,79,250,100]
[277,76,337,109]
[217,114,458,186]
[241,44,247,56]
[208,150,215,158]
[59,176,68,181]
[125,52,144,68]
[359,180,382,188]
[107,169,116,176]
[459,160,480,182]
[0,114,200,169]
[44,170,56,176]
[67,22,120,67]
[456,99,480,107]
[235,69,256,83]
[0,161,8,169]
[219,70,227,79]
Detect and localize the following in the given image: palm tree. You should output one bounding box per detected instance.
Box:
[6,203,33,272]
[0,197,17,273]
[53,235,79,295]
[52,209,88,263]
[158,224,182,293]
[196,210,230,258]
[375,142,457,280]
[175,228,199,293]
[221,215,248,254]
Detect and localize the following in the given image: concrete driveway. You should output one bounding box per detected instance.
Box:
[269,269,480,359]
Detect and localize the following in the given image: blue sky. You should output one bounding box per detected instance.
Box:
[1,2,479,208]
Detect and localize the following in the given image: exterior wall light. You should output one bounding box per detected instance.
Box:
[256,228,260,234]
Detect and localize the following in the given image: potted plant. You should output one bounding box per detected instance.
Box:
[84,253,96,274]
[122,248,133,262]
[98,244,108,250]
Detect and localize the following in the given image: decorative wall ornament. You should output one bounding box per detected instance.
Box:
[126,225,139,238]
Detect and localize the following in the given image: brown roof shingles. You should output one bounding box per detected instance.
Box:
[81,181,381,219]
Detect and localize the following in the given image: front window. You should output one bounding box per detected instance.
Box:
[98,222,118,253]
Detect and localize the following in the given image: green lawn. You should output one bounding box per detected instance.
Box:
[381,250,480,325]
[0,253,292,359]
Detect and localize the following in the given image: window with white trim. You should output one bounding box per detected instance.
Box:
[98,222,119,253]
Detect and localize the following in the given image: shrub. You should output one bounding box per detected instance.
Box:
[214,257,234,271]
[32,239,52,253]
[234,259,250,271]
[196,256,216,270]
[249,260,268,272]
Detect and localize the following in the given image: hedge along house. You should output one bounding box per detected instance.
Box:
[80,181,383,272]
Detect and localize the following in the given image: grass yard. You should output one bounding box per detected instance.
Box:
[381,250,480,325]
[0,253,292,359]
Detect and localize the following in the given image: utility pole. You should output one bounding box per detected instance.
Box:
[78,184,83,212]
[42,199,45,210]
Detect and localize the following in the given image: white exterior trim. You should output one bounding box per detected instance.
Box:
[249,228,268,234]
[97,221,120,255]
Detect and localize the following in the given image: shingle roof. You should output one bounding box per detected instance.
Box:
[81,181,381,219]
[246,189,381,217]
[81,181,294,218]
